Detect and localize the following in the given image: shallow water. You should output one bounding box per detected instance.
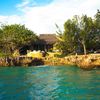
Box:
[0,66,100,100]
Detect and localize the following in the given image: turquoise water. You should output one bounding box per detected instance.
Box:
[0,66,100,100]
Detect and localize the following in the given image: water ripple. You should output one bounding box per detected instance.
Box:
[0,66,100,100]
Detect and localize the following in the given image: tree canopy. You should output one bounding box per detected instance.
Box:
[55,10,100,55]
[0,24,38,56]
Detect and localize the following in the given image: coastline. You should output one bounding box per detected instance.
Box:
[44,54,100,69]
[0,54,100,70]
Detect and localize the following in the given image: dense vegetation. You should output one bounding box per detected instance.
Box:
[55,10,100,55]
[0,10,100,57]
[0,24,38,56]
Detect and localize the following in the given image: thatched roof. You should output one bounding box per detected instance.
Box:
[38,34,58,44]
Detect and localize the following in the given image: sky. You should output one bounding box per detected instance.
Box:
[0,0,100,34]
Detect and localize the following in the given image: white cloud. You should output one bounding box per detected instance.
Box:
[16,0,37,12]
[0,15,23,25]
[22,0,100,34]
[0,0,100,34]
[17,1,29,8]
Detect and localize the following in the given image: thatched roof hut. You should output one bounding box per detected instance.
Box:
[33,34,58,51]
[39,34,57,44]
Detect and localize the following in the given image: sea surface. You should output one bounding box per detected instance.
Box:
[0,66,100,100]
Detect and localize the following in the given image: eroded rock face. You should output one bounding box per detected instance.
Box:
[0,54,100,69]
[0,57,44,67]
[75,54,100,69]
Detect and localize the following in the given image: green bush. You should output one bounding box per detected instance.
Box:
[0,52,10,57]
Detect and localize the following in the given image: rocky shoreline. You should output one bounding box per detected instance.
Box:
[44,54,100,70]
[0,54,100,70]
[0,56,44,67]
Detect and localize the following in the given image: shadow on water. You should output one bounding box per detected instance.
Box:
[0,65,100,100]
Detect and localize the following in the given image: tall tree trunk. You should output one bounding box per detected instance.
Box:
[82,40,87,55]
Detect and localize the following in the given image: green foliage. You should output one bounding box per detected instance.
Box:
[0,24,38,56]
[55,10,100,55]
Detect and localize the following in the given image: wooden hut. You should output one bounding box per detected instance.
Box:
[33,34,57,51]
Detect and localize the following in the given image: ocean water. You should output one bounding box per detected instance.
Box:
[0,66,100,100]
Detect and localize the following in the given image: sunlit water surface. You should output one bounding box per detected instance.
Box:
[0,66,100,100]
